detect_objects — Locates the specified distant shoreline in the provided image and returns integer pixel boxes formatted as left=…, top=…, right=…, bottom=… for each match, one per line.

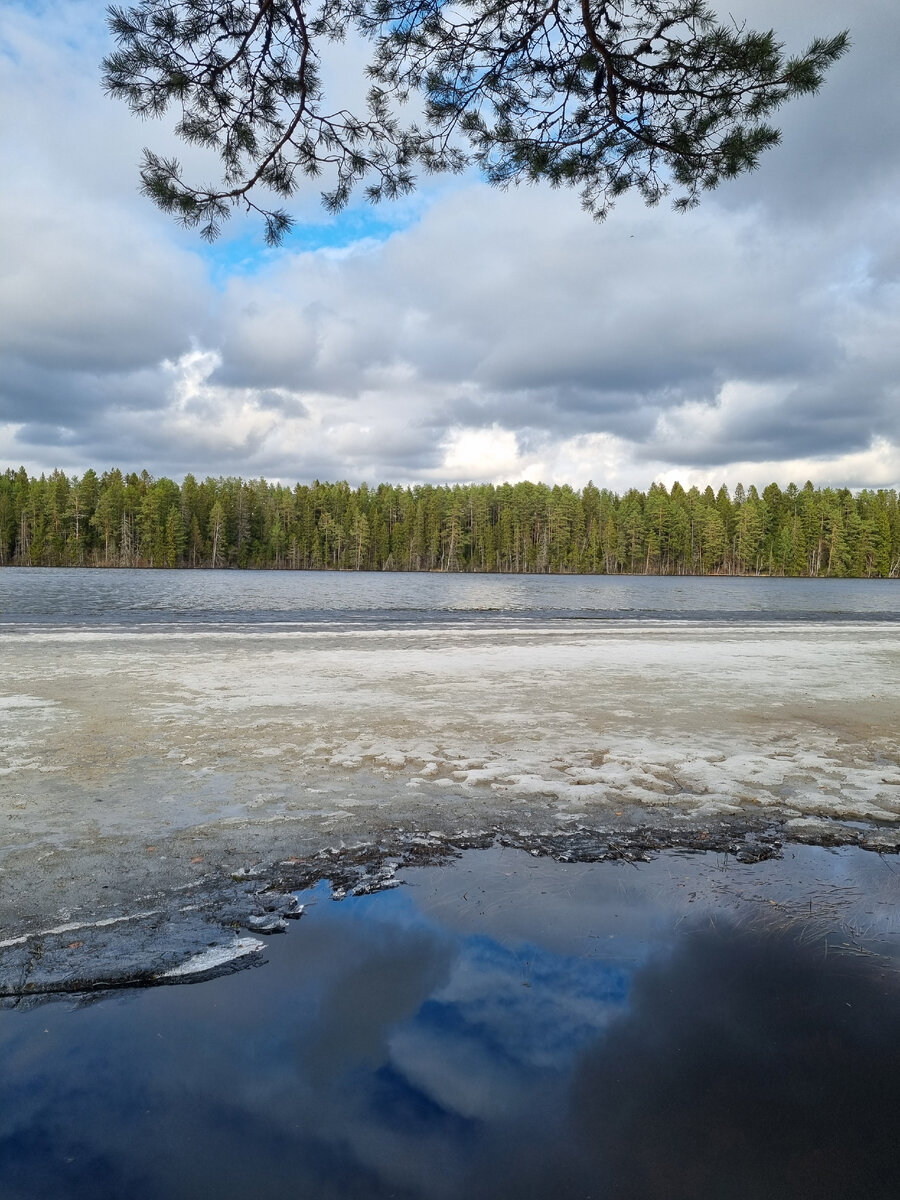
left=3, top=470, right=898, bottom=578
left=2, top=563, right=899, bottom=580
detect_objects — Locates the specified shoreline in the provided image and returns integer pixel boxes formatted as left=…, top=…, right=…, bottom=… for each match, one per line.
left=2, top=612, right=897, bottom=1000
left=2, top=816, right=897, bottom=1002
left=4, top=844, right=899, bottom=1199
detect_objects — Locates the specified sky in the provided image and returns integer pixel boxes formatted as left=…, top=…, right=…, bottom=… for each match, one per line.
left=1, top=0, right=898, bottom=494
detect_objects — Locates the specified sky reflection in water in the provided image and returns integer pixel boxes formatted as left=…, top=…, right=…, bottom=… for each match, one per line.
left=2, top=568, right=898, bottom=627
left=1, top=847, right=899, bottom=1200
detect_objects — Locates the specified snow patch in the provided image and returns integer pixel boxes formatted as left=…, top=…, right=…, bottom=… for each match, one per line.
left=160, top=937, right=264, bottom=978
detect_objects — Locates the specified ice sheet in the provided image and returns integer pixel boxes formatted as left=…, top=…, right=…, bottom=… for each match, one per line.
left=2, top=621, right=897, bottom=846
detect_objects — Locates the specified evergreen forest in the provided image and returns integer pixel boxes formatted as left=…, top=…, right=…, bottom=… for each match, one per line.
left=1, top=468, right=898, bottom=577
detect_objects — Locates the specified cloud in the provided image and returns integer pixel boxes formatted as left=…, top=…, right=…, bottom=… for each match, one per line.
left=567, top=918, right=900, bottom=1200
left=719, top=0, right=900, bottom=221
left=1, top=1, right=898, bottom=490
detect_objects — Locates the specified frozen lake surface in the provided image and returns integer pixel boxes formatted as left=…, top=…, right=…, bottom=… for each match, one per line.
left=0, top=570, right=897, bottom=988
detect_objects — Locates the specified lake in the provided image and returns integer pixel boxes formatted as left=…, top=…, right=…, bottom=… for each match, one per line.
left=2, top=567, right=898, bottom=628
left=0, top=570, right=898, bottom=1197
left=2, top=844, right=899, bottom=1199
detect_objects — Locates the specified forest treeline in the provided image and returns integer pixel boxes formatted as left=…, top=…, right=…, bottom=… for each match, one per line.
left=1, top=467, right=898, bottom=577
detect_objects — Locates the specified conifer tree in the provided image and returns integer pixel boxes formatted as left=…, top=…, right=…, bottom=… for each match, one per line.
left=102, top=1, right=848, bottom=242
left=2, top=467, right=898, bottom=576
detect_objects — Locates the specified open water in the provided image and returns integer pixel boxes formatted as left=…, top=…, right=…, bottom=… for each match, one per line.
left=1, top=567, right=897, bottom=629
left=1, top=846, right=899, bottom=1200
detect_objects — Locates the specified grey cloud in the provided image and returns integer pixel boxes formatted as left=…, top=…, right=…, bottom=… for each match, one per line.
left=437, top=387, right=672, bottom=444
left=1, top=359, right=179, bottom=425
left=637, top=369, right=900, bottom=469
left=1, top=1, right=899, bottom=489
left=254, top=390, right=310, bottom=419
left=719, top=0, right=900, bottom=221
left=0, top=190, right=209, bottom=375
left=206, top=182, right=873, bottom=457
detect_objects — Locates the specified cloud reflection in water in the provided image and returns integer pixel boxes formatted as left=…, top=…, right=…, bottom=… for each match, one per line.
left=1, top=849, right=898, bottom=1200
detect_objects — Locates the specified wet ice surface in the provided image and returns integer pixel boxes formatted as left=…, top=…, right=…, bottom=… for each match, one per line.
left=0, top=572, right=898, bottom=985
left=1, top=846, right=899, bottom=1200
left=3, top=623, right=899, bottom=839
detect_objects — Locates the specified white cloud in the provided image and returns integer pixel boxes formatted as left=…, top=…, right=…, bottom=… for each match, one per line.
left=1, top=0, right=899, bottom=492
left=440, top=427, right=528, bottom=483
left=656, top=437, right=900, bottom=495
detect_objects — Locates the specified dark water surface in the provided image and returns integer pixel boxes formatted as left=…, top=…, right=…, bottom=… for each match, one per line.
left=1, top=567, right=897, bottom=629
left=2, top=846, right=898, bottom=1200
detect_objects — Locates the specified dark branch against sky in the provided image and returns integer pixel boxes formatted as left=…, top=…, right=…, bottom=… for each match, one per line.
left=0, top=1, right=898, bottom=492
left=101, top=1, right=847, bottom=241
